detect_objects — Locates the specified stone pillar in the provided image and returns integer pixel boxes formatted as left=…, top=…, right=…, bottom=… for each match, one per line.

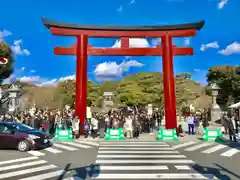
left=210, top=83, right=221, bottom=125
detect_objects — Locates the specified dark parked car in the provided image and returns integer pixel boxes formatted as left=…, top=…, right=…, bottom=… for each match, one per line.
left=0, top=122, right=53, bottom=152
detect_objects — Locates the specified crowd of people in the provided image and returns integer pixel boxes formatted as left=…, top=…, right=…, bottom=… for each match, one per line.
left=0, top=105, right=239, bottom=141
left=0, top=106, right=164, bottom=139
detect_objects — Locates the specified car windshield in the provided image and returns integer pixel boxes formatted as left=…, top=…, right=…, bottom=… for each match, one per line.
left=13, top=123, right=34, bottom=131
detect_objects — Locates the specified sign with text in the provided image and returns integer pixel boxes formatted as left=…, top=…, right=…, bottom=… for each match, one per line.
left=55, top=128, right=73, bottom=141
left=202, top=128, right=223, bottom=142
left=156, top=128, right=178, bottom=141
left=104, top=128, right=126, bottom=141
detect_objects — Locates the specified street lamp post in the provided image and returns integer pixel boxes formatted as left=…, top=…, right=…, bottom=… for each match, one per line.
left=210, top=83, right=221, bottom=125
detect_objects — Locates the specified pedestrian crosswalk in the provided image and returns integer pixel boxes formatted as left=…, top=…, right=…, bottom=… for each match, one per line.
left=172, top=141, right=240, bottom=157
left=27, top=139, right=99, bottom=157
left=0, top=156, right=65, bottom=180
left=75, top=141, right=217, bottom=180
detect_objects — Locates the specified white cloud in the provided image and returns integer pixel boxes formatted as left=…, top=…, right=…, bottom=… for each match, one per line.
left=94, top=60, right=144, bottom=79
left=11, top=39, right=30, bottom=56
left=129, top=0, right=135, bottom=4
left=30, top=69, right=36, bottom=73
left=218, top=42, right=240, bottom=55
left=37, top=75, right=76, bottom=86
left=21, top=67, right=25, bottom=71
left=37, top=74, right=76, bottom=86
left=193, top=69, right=200, bottom=72
left=151, top=38, right=161, bottom=47
left=200, top=41, right=219, bottom=51
left=218, top=0, right=228, bottom=9
left=117, top=5, right=123, bottom=12
left=0, top=30, right=12, bottom=39
left=112, top=38, right=149, bottom=48
left=3, top=74, right=76, bottom=86
left=18, top=76, right=40, bottom=83
left=59, top=75, right=76, bottom=81
left=37, top=78, right=58, bottom=87
left=184, top=38, right=191, bottom=45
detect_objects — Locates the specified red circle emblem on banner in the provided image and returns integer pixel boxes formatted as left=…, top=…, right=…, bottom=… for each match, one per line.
left=0, top=57, right=8, bottom=64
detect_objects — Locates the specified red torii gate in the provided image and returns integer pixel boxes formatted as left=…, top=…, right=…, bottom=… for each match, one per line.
left=42, top=18, right=204, bottom=133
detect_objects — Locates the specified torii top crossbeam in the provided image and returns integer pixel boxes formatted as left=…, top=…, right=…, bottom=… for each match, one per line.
left=42, top=18, right=204, bottom=130
left=42, top=18, right=204, bottom=38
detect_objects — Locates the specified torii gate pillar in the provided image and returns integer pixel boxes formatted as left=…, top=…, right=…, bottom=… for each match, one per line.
left=76, top=35, right=88, bottom=132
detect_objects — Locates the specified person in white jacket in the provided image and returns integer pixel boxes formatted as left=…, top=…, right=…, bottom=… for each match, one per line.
left=124, top=115, right=133, bottom=139
left=72, top=116, right=80, bottom=139
left=91, top=117, right=98, bottom=138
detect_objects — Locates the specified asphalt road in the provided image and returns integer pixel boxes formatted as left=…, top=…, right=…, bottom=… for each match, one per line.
left=0, top=139, right=99, bottom=180
left=167, top=140, right=240, bottom=180
left=0, top=138, right=239, bottom=180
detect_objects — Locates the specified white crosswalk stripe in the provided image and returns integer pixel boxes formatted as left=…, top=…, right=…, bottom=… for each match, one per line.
left=44, top=147, right=62, bottom=154
left=98, top=150, right=180, bottom=154
left=220, top=148, right=240, bottom=157
left=27, top=150, right=45, bottom=156
left=99, top=147, right=174, bottom=150
left=172, top=141, right=197, bottom=149
left=53, top=143, right=78, bottom=151
left=97, top=154, right=186, bottom=158
left=76, top=140, right=99, bottom=146
left=25, top=140, right=99, bottom=156
left=201, top=144, right=227, bottom=154
left=170, top=141, right=240, bottom=157
left=94, top=173, right=213, bottom=179
left=184, top=143, right=213, bottom=151
left=59, top=141, right=92, bottom=148
left=76, top=141, right=218, bottom=180
left=0, top=157, right=65, bottom=180
left=175, top=165, right=191, bottom=170
left=0, top=156, right=38, bottom=165
left=100, top=144, right=169, bottom=147
left=0, top=160, right=47, bottom=172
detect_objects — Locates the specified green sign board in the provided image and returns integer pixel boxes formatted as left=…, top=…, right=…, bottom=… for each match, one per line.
left=55, top=128, right=73, bottom=141
left=104, top=128, right=126, bottom=141
left=156, top=128, right=179, bottom=141
left=202, top=128, right=223, bottom=142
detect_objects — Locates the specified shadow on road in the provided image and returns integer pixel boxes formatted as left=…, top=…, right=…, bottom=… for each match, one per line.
left=191, top=163, right=239, bottom=180
left=57, top=163, right=100, bottom=180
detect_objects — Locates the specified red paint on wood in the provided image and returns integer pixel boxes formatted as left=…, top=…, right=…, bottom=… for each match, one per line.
left=76, top=35, right=88, bottom=135
left=161, top=35, right=177, bottom=129
left=50, top=27, right=196, bottom=38
left=120, top=37, right=129, bottom=48
left=54, top=47, right=193, bottom=56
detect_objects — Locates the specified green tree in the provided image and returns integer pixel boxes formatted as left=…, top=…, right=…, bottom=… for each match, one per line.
left=57, top=80, right=102, bottom=107
left=57, top=80, right=76, bottom=107
left=54, top=72, right=209, bottom=109
left=0, top=41, right=14, bottom=83
left=206, top=66, right=240, bottom=104
left=176, top=72, right=192, bottom=79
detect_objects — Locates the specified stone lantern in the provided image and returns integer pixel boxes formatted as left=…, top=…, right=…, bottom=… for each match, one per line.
left=102, top=92, right=114, bottom=112
left=210, top=83, right=221, bottom=124
left=7, top=84, right=22, bottom=112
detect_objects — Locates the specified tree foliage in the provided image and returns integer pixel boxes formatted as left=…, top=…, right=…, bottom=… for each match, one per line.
left=55, top=72, right=208, bottom=110
left=16, top=72, right=209, bottom=110
left=206, top=66, right=240, bottom=104
left=176, top=72, right=192, bottom=79
left=0, top=41, right=14, bottom=83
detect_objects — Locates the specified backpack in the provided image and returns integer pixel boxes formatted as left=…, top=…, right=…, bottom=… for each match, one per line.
left=84, top=123, right=89, bottom=130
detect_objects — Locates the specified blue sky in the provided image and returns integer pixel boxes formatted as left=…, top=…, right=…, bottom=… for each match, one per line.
left=0, top=0, right=239, bottom=86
